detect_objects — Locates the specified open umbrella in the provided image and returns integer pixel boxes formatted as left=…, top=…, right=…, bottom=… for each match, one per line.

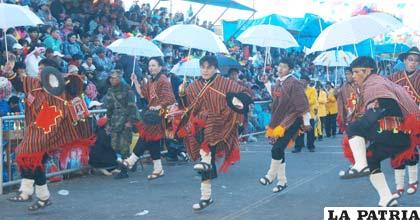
left=154, top=24, right=228, bottom=54
left=237, top=24, right=298, bottom=71
left=107, top=37, right=163, bottom=84
left=310, top=12, right=403, bottom=55
left=107, top=37, right=163, bottom=57
left=0, top=3, right=43, bottom=61
left=216, top=55, right=241, bottom=76
left=170, top=58, right=201, bottom=77
left=313, top=50, right=356, bottom=67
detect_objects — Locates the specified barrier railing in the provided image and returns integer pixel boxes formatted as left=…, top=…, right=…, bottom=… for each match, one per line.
left=0, top=100, right=272, bottom=194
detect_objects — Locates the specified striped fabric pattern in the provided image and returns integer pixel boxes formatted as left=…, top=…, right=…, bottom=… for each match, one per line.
left=138, top=73, right=176, bottom=141
left=269, top=76, right=309, bottom=130
left=184, top=75, right=250, bottom=171
left=388, top=70, right=420, bottom=104
left=16, top=76, right=93, bottom=169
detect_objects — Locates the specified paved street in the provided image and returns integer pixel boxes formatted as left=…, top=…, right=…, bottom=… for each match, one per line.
left=0, top=135, right=419, bottom=220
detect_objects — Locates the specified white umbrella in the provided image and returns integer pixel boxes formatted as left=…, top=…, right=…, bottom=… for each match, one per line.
left=154, top=24, right=229, bottom=54
left=310, top=12, right=403, bottom=55
left=312, top=50, right=356, bottom=67
left=107, top=37, right=163, bottom=84
left=237, top=24, right=298, bottom=72
left=170, top=58, right=201, bottom=77
left=237, top=24, right=299, bottom=49
left=107, top=37, right=163, bottom=57
left=0, top=3, right=43, bottom=61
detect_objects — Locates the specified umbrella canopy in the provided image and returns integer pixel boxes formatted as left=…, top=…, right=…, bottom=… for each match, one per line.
left=313, top=50, right=356, bottom=67
left=216, top=55, right=241, bottom=76
left=170, top=58, right=201, bottom=77
left=107, top=37, right=163, bottom=57
left=310, top=12, right=403, bottom=52
left=154, top=24, right=229, bottom=54
left=237, top=24, right=299, bottom=48
left=0, top=4, right=43, bottom=30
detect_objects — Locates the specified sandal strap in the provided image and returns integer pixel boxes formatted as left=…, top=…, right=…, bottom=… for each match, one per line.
left=260, top=176, right=272, bottom=185
left=385, top=198, right=398, bottom=207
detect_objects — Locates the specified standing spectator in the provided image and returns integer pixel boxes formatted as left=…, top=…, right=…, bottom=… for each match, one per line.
left=36, top=1, right=58, bottom=27
left=25, top=47, right=44, bottom=77
left=62, top=33, right=83, bottom=60
left=315, top=82, right=327, bottom=141
left=60, top=17, right=74, bottom=40
left=293, top=75, right=317, bottom=153
left=325, top=82, right=338, bottom=138
left=50, top=0, right=66, bottom=21
left=43, top=27, right=62, bottom=52
left=103, top=70, right=139, bottom=166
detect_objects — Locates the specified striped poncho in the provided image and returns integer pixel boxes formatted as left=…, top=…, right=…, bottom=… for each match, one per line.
left=12, top=76, right=94, bottom=170
left=136, top=73, right=176, bottom=141
left=180, top=74, right=251, bottom=172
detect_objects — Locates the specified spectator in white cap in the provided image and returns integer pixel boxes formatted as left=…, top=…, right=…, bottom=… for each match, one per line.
left=12, top=43, right=25, bottom=63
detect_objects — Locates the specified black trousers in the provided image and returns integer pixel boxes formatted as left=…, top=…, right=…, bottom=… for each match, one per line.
left=271, top=119, right=301, bottom=161
left=395, top=149, right=419, bottom=169
left=346, top=109, right=410, bottom=173
left=325, top=113, right=337, bottom=137
left=367, top=131, right=410, bottom=173
left=20, top=154, right=48, bottom=185
left=202, top=146, right=218, bottom=181
left=133, top=139, right=162, bottom=160
left=294, top=119, right=315, bottom=150
left=166, top=138, right=185, bottom=159
left=319, top=116, right=326, bottom=139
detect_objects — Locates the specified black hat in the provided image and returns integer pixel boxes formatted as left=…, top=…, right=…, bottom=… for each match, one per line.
left=226, top=92, right=253, bottom=114
left=350, top=56, right=377, bottom=73
left=398, top=47, right=420, bottom=61
left=40, top=66, right=65, bottom=96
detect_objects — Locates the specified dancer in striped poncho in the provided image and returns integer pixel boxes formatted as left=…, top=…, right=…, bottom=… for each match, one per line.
left=178, top=55, right=252, bottom=211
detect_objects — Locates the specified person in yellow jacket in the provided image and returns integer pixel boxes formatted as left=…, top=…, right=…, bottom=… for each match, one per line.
left=326, top=82, right=338, bottom=138
left=293, top=75, right=317, bottom=153
left=316, top=82, right=327, bottom=141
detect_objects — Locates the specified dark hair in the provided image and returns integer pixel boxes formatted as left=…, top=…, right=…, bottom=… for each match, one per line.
left=13, top=62, right=26, bottom=71
left=344, top=67, right=352, bottom=73
left=301, top=75, right=310, bottom=82
left=51, top=27, right=59, bottom=33
left=67, top=32, right=77, bottom=40
left=27, top=27, right=39, bottom=33
left=6, top=28, right=15, bottom=35
left=8, top=96, right=20, bottom=105
left=199, top=55, right=218, bottom=69
left=279, top=58, right=294, bottom=69
left=85, top=54, right=93, bottom=59
left=148, top=57, right=164, bottom=67
left=228, top=68, right=239, bottom=76
left=45, top=48, right=54, bottom=54
left=39, top=58, right=59, bottom=69
left=350, top=56, right=377, bottom=73
left=72, top=54, right=83, bottom=60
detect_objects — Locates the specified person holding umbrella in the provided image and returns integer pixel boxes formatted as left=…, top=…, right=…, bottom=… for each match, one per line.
left=118, top=57, right=176, bottom=180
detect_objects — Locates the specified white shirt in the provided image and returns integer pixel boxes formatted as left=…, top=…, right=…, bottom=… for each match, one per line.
left=25, top=53, right=42, bottom=77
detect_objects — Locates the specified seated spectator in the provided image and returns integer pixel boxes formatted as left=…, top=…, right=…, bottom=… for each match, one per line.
left=62, top=32, right=83, bottom=60
left=43, top=27, right=62, bottom=52
left=8, top=96, right=22, bottom=113
left=88, top=117, right=117, bottom=176
left=36, top=1, right=58, bottom=27
left=60, top=17, right=74, bottom=40
left=13, top=61, right=26, bottom=77
left=93, top=47, right=114, bottom=80
left=81, top=54, right=97, bottom=81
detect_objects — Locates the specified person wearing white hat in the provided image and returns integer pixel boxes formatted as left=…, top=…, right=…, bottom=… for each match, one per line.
left=25, top=47, right=45, bottom=77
